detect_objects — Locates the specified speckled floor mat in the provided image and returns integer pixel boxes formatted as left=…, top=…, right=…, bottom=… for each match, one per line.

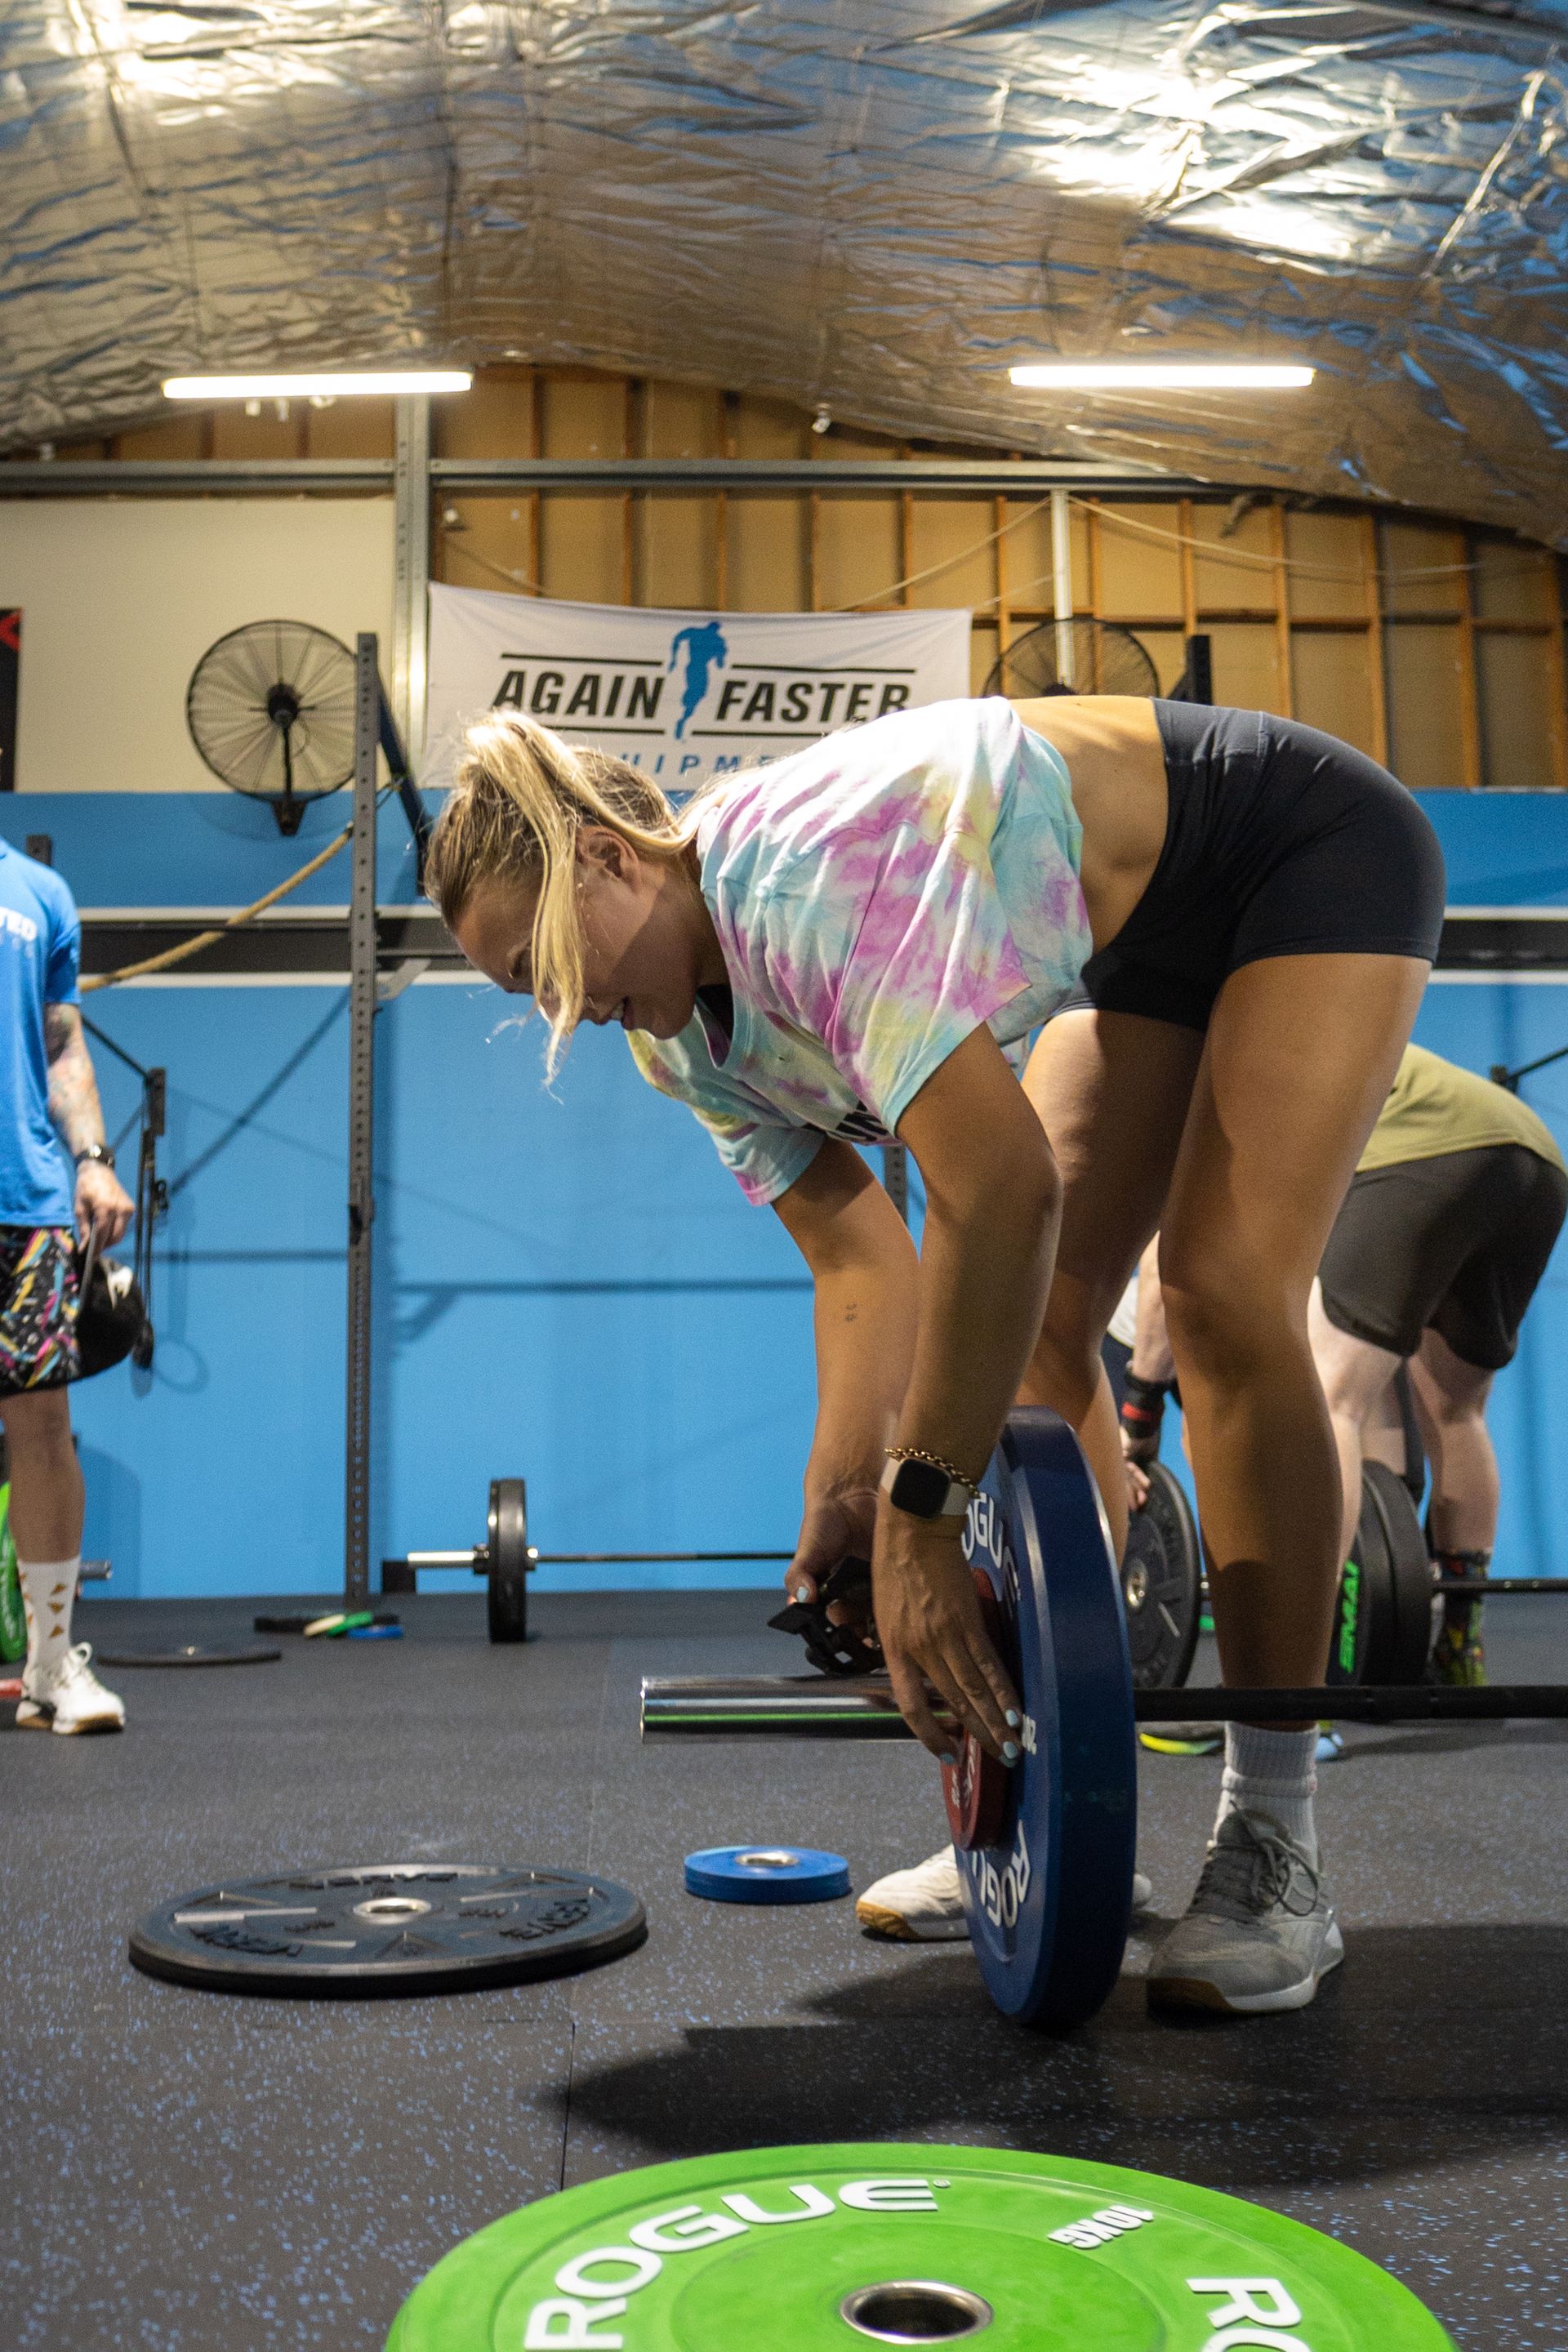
left=5, top=1589, right=1565, bottom=2350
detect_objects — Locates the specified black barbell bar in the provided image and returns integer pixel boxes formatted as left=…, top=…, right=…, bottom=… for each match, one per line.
left=639, top=1673, right=1568, bottom=1739
left=1430, top=1578, right=1568, bottom=1597
left=397, top=1545, right=793, bottom=1570
left=1192, top=1575, right=1567, bottom=1601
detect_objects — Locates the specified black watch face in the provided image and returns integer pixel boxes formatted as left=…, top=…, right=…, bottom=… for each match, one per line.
left=891, top=1458, right=949, bottom=1519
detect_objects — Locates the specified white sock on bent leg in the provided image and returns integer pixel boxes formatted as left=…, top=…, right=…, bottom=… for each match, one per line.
left=19, top=1557, right=79, bottom=1679
left=1215, top=1722, right=1319, bottom=1863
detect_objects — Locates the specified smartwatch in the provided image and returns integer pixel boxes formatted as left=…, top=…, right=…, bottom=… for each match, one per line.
left=879, top=1454, right=974, bottom=1521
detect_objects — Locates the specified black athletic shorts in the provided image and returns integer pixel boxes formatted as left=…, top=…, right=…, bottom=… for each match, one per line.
left=1318, top=1145, right=1568, bottom=1370
left=1074, top=703, right=1447, bottom=1030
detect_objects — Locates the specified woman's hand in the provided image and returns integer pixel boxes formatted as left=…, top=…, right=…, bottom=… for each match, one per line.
left=1125, top=1455, right=1151, bottom=1512
left=784, top=1486, right=878, bottom=1609
left=873, top=1503, right=1021, bottom=1764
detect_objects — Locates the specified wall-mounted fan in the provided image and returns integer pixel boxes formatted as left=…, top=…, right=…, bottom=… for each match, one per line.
left=185, top=620, right=357, bottom=835
left=986, top=617, right=1160, bottom=699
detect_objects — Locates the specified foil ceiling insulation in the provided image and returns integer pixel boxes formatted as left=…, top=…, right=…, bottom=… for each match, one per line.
left=7, top=0, right=1568, bottom=539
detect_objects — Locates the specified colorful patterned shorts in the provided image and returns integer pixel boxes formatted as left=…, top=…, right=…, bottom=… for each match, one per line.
left=0, top=1227, right=80, bottom=1396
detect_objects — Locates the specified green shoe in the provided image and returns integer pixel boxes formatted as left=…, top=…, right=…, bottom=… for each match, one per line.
left=0, top=1477, right=24, bottom=1665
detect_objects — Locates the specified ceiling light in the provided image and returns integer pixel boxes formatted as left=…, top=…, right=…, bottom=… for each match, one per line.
left=1009, top=363, right=1314, bottom=390
left=163, top=371, right=473, bottom=399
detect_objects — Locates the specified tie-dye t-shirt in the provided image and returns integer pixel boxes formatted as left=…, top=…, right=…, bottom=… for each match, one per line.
left=629, top=698, right=1092, bottom=1205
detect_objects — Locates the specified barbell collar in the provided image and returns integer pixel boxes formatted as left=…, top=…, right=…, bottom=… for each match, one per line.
left=639, top=1673, right=1568, bottom=1738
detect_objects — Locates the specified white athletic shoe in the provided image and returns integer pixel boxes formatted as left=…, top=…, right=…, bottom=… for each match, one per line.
left=858, top=1845, right=1153, bottom=1940
left=16, top=1643, right=125, bottom=1735
left=858, top=1847, right=970, bottom=1940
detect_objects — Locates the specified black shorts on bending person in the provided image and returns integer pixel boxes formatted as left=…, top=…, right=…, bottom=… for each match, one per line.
left=1318, top=1145, right=1568, bottom=1370
left=1072, top=704, right=1447, bottom=1031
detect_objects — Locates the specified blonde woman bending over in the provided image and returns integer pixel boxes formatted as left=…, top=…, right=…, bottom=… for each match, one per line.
left=430, top=694, right=1443, bottom=2017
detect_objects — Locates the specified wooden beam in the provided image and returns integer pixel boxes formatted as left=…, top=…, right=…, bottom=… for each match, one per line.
left=1363, top=512, right=1389, bottom=770
left=1456, top=530, right=1482, bottom=789
left=1271, top=501, right=1294, bottom=719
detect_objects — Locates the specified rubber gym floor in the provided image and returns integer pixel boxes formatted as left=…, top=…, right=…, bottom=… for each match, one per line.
left=6, top=1591, right=1567, bottom=2351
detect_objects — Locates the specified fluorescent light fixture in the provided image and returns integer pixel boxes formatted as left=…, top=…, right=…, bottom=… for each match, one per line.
left=1010, top=363, right=1314, bottom=390
left=163, top=371, right=473, bottom=399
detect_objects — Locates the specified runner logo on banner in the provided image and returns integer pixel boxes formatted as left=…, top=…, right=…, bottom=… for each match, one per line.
left=424, top=586, right=972, bottom=790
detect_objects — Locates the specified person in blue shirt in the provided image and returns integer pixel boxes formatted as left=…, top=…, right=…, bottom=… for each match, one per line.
left=0, top=844, right=134, bottom=1735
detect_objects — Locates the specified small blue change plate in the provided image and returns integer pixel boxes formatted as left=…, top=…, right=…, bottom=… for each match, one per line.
left=684, top=1845, right=850, bottom=1904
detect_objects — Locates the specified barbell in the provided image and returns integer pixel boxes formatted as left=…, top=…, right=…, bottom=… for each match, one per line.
left=383, top=1478, right=794, bottom=1645
left=1123, top=1448, right=1565, bottom=1694
left=640, top=1409, right=1568, bottom=2034
left=386, top=1455, right=1564, bottom=1659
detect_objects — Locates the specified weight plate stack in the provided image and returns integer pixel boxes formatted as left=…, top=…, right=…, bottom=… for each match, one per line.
left=487, top=1478, right=530, bottom=1645
left=1363, top=1460, right=1437, bottom=1686
left=1329, top=1463, right=1436, bottom=1687
left=952, top=1410, right=1137, bottom=2029
left=385, top=2142, right=1456, bottom=2351
left=1328, top=1484, right=1379, bottom=1686
left=942, top=1570, right=1012, bottom=1851
left=128, top=1864, right=645, bottom=1998
left=1119, top=1461, right=1202, bottom=1691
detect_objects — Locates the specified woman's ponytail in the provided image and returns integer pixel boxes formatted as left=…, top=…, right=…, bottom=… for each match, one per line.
left=426, top=711, right=691, bottom=1069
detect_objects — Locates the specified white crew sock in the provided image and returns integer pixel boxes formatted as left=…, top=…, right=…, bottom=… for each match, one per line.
left=19, top=1556, right=79, bottom=1680
left=1215, top=1722, right=1319, bottom=1863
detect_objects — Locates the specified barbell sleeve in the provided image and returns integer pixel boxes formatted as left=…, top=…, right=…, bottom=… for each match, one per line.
left=404, top=1547, right=794, bottom=1570
left=642, top=1677, right=912, bottom=1739
left=639, top=1674, right=1568, bottom=1738
left=528, top=1549, right=793, bottom=1566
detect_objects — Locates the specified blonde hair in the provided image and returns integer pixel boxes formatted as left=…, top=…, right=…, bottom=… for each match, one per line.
left=426, top=711, right=700, bottom=1069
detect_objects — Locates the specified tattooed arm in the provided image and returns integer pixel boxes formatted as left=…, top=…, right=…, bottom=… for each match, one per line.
left=44, top=1004, right=134, bottom=1247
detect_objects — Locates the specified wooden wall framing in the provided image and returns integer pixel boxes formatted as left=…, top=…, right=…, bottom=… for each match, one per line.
left=41, top=364, right=1568, bottom=791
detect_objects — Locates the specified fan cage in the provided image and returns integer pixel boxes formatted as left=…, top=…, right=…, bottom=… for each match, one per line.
left=185, top=620, right=358, bottom=835
left=984, top=617, right=1160, bottom=701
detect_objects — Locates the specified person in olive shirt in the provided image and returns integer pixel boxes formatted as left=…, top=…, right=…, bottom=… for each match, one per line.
left=1310, top=1044, right=1565, bottom=1682
left=1124, top=1045, right=1566, bottom=1686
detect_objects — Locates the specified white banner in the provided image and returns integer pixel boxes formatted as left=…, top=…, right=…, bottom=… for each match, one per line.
left=424, top=585, right=972, bottom=790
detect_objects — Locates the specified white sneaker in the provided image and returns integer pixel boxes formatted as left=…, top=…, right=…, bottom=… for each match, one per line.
left=16, top=1643, right=125, bottom=1735
left=858, top=1846, right=971, bottom=1940
left=858, top=1846, right=1152, bottom=1940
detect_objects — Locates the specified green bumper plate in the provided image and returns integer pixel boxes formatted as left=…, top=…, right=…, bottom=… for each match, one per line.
left=386, top=2142, right=1454, bottom=2350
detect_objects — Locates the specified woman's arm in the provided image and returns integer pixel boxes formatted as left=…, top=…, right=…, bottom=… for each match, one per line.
left=773, top=1139, right=920, bottom=1592
left=880, top=1025, right=1061, bottom=1760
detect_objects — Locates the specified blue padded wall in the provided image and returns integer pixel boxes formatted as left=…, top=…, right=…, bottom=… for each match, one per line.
left=62, top=980, right=817, bottom=1600
left=0, top=787, right=1562, bottom=1597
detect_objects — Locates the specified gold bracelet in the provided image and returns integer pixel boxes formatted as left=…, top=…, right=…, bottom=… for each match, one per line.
left=884, top=1445, right=982, bottom=1499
